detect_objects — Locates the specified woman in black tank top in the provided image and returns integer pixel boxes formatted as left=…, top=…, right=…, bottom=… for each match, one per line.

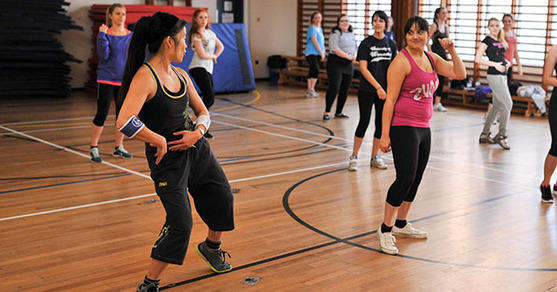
left=115, top=12, right=235, bottom=292
left=428, top=6, right=450, bottom=112
left=540, top=45, right=557, bottom=203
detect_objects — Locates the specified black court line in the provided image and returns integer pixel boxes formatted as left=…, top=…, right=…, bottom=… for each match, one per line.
left=282, top=168, right=557, bottom=272
left=0, top=173, right=131, bottom=195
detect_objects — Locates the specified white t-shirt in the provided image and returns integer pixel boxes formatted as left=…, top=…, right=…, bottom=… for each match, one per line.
left=189, top=29, right=217, bottom=74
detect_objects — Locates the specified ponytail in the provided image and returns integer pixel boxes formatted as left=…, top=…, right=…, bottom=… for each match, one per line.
left=118, top=12, right=187, bottom=107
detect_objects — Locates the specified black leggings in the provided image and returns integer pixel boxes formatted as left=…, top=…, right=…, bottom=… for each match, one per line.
left=325, top=54, right=353, bottom=114
left=355, top=90, right=384, bottom=139
left=386, top=126, right=431, bottom=207
left=146, top=138, right=234, bottom=265
left=93, top=83, right=121, bottom=127
left=548, top=92, right=557, bottom=156
left=306, top=55, right=321, bottom=79
left=189, top=67, right=215, bottom=109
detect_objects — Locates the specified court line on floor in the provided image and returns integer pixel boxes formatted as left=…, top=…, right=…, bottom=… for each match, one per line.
left=214, top=113, right=542, bottom=182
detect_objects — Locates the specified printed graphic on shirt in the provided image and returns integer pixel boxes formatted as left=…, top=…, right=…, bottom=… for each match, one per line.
left=409, top=79, right=439, bottom=101
left=369, top=47, right=393, bottom=63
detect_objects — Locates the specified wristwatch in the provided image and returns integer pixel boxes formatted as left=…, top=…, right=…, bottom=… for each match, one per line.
left=196, top=126, right=205, bottom=136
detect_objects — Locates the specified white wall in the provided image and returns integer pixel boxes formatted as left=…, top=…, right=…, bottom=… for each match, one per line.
left=248, top=0, right=297, bottom=79
left=59, top=0, right=217, bottom=88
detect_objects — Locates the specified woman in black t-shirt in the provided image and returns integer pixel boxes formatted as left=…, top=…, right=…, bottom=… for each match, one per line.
left=475, top=17, right=512, bottom=150
left=348, top=10, right=397, bottom=171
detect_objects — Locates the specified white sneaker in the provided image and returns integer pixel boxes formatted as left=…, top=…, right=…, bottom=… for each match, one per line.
left=312, top=91, right=320, bottom=98
left=305, top=90, right=314, bottom=98
left=434, top=103, right=448, bottom=112
left=392, top=223, right=428, bottom=239
left=377, top=227, right=398, bottom=255
left=348, top=155, right=357, bottom=171
left=370, top=154, right=387, bottom=169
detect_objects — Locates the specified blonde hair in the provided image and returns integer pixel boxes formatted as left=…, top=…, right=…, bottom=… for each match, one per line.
left=106, top=3, right=125, bottom=27
left=488, top=18, right=507, bottom=49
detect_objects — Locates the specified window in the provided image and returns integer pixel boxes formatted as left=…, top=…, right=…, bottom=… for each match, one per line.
left=345, top=0, right=391, bottom=43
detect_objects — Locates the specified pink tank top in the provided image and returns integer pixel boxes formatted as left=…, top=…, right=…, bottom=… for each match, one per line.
left=504, top=32, right=517, bottom=66
left=391, top=49, right=439, bottom=128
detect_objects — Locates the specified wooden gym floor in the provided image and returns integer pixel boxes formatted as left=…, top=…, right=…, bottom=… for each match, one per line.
left=0, top=81, right=556, bottom=291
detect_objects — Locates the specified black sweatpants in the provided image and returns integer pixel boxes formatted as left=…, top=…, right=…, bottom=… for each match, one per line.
left=354, top=90, right=384, bottom=139
left=93, top=83, right=121, bottom=126
left=189, top=67, right=215, bottom=109
left=146, top=137, right=234, bottom=265
left=325, top=54, right=353, bottom=114
left=306, top=54, right=321, bottom=79
left=386, top=126, right=431, bottom=207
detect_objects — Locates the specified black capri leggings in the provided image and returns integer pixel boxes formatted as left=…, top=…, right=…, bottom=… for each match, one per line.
left=354, top=90, right=384, bottom=139
left=386, top=126, right=431, bottom=207
left=325, top=54, right=353, bottom=114
left=93, top=83, right=121, bottom=127
left=306, top=54, right=321, bottom=79
left=189, top=67, right=215, bottom=109
left=146, top=138, right=234, bottom=265
left=548, top=92, right=557, bottom=156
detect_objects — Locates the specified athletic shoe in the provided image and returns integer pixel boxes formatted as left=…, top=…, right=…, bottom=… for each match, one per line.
left=312, top=91, right=320, bottom=98
left=434, top=103, right=448, bottom=112
left=137, top=282, right=159, bottom=292
left=323, top=114, right=331, bottom=121
left=479, top=133, right=494, bottom=144
left=392, top=223, right=428, bottom=239
left=348, top=155, right=357, bottom=171
left=90, top=147, right=102, bottom=163
left=553, top=185, right=557, bottom=197
left=377, top=227, right=398, bottom=255
left=113, top=145, right=132, bottom=158
left=196, top=241, right=232, bottom=273
left=305, top=90, right=314, bottom=98
left=370, top=154, right=387, bottom=169
left=334, top=113, right=349, bottom=119
left=541, top=184, right=554, bottom=204
left=493, top=135, right=510, bottom=150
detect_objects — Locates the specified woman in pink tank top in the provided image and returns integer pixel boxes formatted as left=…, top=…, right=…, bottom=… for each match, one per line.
left=375, top=16, right=466, bottom=255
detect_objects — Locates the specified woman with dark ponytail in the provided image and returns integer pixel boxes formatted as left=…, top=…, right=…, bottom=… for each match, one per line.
left=116, top=12, right=234, bottom=292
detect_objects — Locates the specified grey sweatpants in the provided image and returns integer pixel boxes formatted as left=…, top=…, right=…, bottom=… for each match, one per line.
left=483, top=74, right=513, bottom=137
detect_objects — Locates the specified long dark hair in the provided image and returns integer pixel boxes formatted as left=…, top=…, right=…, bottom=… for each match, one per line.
left=188, top=8, right=211, bottom=47
left=331, top=14, right=353, bottom=35
left=118, top=12, right=187, bottom=106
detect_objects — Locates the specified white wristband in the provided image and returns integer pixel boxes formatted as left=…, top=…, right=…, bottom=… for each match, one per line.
left=196, top=114, right=210, bottom=131
left=196, top=126, right=205, bottom=135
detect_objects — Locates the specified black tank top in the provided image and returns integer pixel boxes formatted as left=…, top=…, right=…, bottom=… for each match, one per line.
left=139, top=63, right=195, bottom=143
left=431, top=21, right=448, bottom=60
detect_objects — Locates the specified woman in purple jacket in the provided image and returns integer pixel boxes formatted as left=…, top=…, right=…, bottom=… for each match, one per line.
left=90, top=3, right=133, bottom=162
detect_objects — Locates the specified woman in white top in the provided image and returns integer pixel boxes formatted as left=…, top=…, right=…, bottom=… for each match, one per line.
left=188, top=8, right=224, bottom=138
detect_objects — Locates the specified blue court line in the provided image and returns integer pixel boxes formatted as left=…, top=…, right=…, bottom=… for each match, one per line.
left=0, top=173, right=131, bottom=195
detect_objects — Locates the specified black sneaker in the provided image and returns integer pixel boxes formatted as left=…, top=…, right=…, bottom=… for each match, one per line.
left=196, top=241, right=232, bottom=273
left=541, top=184, right=553, bottom=204
left=479, top=133, right=494, bottom=144
left=137, top=282, right=159, bottom=292
left=323, top=114, right=330, bottom=120
left=334, top=113, right=349, bottom=119
left=493, top=135, right=510, bottom=150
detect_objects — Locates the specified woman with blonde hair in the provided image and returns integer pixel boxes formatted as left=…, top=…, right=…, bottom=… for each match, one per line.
left=90, top=3, right=133, bottom=162
left=188, top=8, right=224, bottom=138
left=475, top=17, right=512, bottom=150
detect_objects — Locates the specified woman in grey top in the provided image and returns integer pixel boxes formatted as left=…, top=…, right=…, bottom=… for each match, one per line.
left=323, top=14, right=357, bottom=120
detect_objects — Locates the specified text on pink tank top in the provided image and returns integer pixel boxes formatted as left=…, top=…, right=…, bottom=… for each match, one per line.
left=391, top=49, right=439, bottom=128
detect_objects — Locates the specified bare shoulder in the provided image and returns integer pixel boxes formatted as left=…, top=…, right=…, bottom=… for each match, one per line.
left=391, top=52, right=411, bottom=74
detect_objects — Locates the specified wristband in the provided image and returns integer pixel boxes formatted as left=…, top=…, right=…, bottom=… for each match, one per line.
left=196, top=126, right=205, bottom=136
left=119, top=115, right=145, bottom=138
left=196, top=114, right=211, bottom=132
